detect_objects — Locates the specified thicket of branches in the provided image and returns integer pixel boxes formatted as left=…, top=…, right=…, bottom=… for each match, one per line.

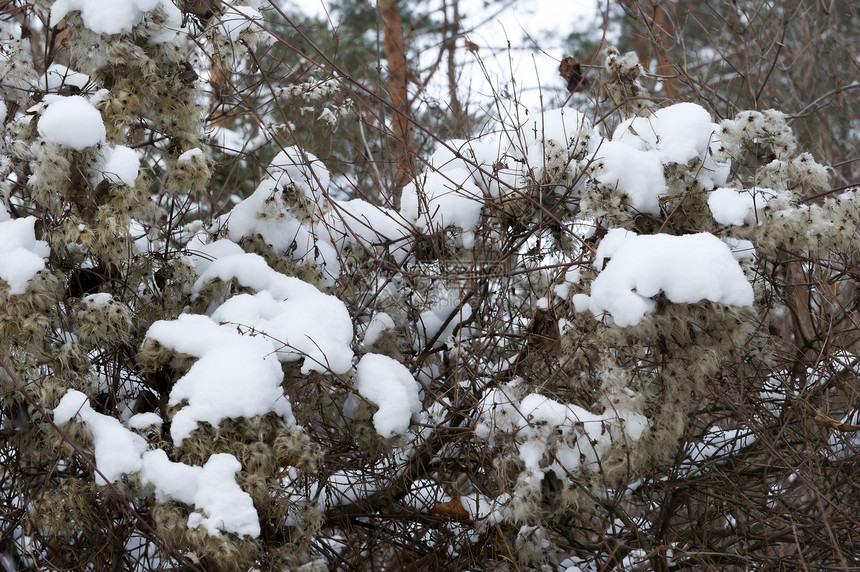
left=0, top=0, right=858, bottom=570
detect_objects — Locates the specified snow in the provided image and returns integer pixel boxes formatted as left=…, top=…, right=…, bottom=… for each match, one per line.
left=324, top=199, right=412, bottom=261
left=590, top=140, right=667, bottom=214
left=528, top=107, right=591, bottom=148
left=362, top=312, right=395, bottom=347
left=352, top=353, right=422, bottom=438
left=708, top=187, right=755, bottom=226
left=140, top=449, right=201, bottom=503
left=83, top=292, right=112, bottom=305
left=613, top=103, right=715, bottom=165
left=53, top=390, right=149, bottom=485
left=141, top=450, right=260, bottom=538
left=0, top=216, right=51, bottom=294
left=577, top=229, right=754, bottom=327
left=400, top=168, right=484, bottom=249
left=127, top=412, right=161, bottom=430
left=682, top=425, right=755, bottom=475
left=708, top=186, right=787, bottom=226
left=184, top=454, right=260, bottom=537
left=222, top=147, right=340, bottom=283
left=38, top=95, right=105, bottom=150
left=49, top=0, right=183, bottom=36
left=145, top=245, right=355, bottom=442
left=398, top=109, right=591, bottom=246
left=513, top=393, right=647, bottom=476
left=220, top=3, right=264, bottom=41
left=102, top=145, right=140, bottom=187
left=40, top=64, right=89, bottom=92
left=192, top=251, right=354, bottom=374
left=402, top=479, right=447, bottom=511
left=590, top=103, right=727, bottom=213
left=267, top=146, right=331, bottom=197
left=475, top=386, right=648, bottom=483
left=187, top=237, right=244, bottom=276
left=460, top=492, right=511, bottom=528
left=51, top=379, right=271, bottom=539
left=144, top=313, right=295, bottom=445
left=416, top=291, right=473, bottom=350
left=177, top=148, right=203, bottom=162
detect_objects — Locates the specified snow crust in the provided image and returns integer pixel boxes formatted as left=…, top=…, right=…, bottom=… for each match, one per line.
left=0, top=216, right=50, bottom=294
left=577, top=229, right=754, bottom=326
left=38, top=96, right=105, bottom=150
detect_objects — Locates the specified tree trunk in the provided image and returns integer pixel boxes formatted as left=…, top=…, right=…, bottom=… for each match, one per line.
left=377, top=0, right=413, bottom=208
